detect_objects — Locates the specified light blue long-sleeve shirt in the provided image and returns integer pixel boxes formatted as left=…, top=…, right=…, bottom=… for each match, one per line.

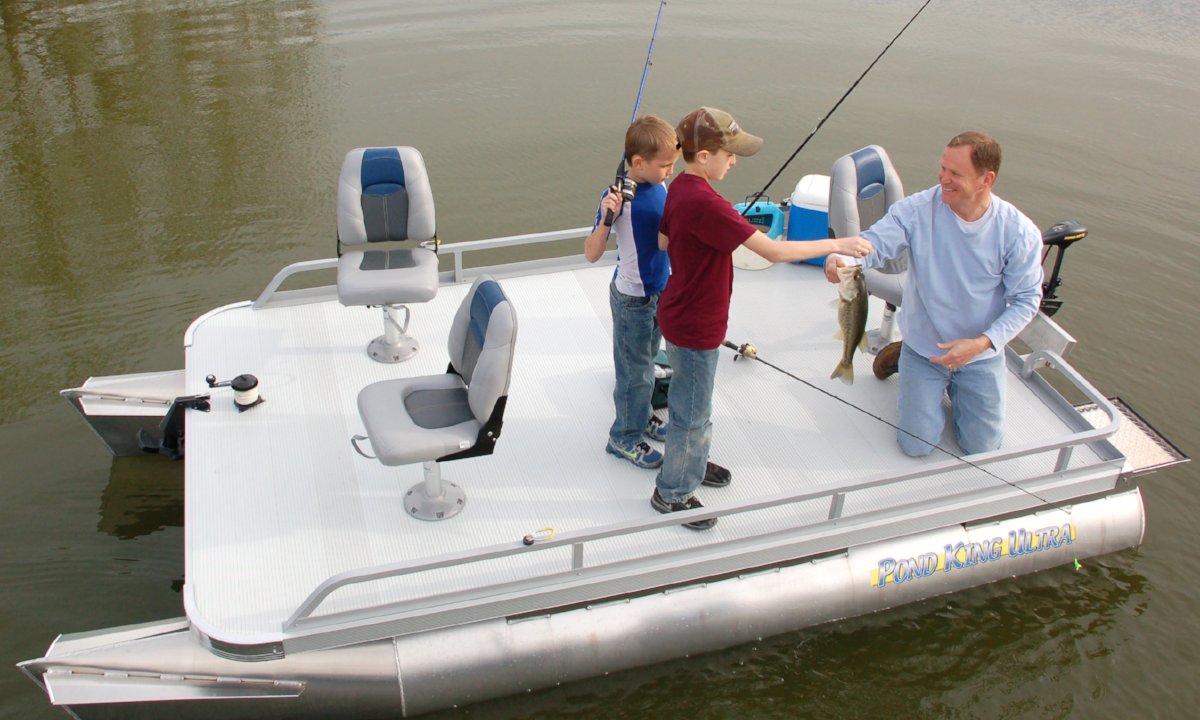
left=861, top=186, right=1044, bottom=362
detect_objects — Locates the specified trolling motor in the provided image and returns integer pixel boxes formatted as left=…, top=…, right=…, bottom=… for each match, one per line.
left=1040, top=220, right=1087, bottom=316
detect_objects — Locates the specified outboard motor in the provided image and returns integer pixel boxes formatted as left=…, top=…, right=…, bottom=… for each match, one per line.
left=1040, top=220, right=1087, bottom=316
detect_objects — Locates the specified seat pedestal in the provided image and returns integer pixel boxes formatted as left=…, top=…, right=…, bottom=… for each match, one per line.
left=369, top=305, right=419, bottom=363
left=867, top=304, right=901, bottom=354
left=405, top=461, right=466, bottom=521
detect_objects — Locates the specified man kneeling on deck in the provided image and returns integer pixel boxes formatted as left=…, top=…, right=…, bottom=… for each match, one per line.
left=825, top=131, right=1043, bottom=457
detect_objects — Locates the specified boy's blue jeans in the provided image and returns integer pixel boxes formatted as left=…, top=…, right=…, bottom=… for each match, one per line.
left=897, top=343, right=1005, bottom=457
left=608, top=281, right=662, bottom=450
left=655, top=341, right=719, bottom=502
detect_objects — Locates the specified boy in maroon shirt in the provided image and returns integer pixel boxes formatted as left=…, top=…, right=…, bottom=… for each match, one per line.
left=653, top=107, right=871, bottom=529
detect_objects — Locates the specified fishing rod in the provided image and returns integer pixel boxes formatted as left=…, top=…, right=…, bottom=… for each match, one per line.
left=740, top=0, right=934, bottom=216
left=603, top=0, right=668, bottom=227
left=719, top=339, right=1076, bottom=517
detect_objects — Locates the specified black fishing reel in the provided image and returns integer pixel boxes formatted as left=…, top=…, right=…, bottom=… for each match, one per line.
left=603, top=177, right=637, bottom=227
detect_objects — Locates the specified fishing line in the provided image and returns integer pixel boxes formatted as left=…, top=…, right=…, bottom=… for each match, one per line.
left=740, top=0, right=934, bottom=216
left=720, top=340, right=1076, bottom=517
left=603, top=0, right=669, bottom=226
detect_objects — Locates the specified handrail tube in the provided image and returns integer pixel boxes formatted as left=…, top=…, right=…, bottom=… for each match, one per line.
left=252, top=229, right=593, bottom=307
left=253, top=258, right=338, bottom=309
left=424, top=226, right=592, bottom=255
left=431, top=227, right=591, bottom=282
left=284, top=460, right=1118, bottom=636
left=286, top=415, right=1122, bottom=630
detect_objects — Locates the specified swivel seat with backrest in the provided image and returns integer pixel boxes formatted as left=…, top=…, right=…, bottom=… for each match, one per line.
left=354, top=274, right=517, bottom=521
left=337, top=146, right=440, bottom=363
left=828, top=144, right=906, bottom=354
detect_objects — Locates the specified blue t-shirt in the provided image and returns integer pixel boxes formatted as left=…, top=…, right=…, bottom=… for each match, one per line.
left=861, top=186, right=1044, bottom=362
left=593, top=181, right=670, bottom=297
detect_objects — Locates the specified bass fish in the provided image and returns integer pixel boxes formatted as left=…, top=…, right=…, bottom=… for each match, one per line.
left=830, top=265, right=868, bottom=385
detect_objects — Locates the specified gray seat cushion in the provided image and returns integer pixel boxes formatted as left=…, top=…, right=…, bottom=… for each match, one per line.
left=337, top=246, right=439, bottom=306
left=358, top=373, right=481, bottom=466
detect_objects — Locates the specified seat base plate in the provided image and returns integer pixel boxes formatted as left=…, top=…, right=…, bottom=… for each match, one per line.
left=368, top=335, right=419, bottom=363
left=405, top=479, right=466, bottom=521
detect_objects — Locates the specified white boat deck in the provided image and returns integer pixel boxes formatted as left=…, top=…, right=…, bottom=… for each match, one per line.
left=181, top=247, right=1124, bottom=652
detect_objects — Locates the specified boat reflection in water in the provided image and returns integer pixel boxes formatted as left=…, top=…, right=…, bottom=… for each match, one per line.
left=98, top=457, right=184, bottom=542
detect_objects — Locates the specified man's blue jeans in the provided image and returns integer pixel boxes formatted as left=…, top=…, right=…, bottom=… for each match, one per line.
left=897, top=343, right=1005, bottom=457
left=655, top=341, right=719, bottom=502
left=608, top=281, right=662, bottom=450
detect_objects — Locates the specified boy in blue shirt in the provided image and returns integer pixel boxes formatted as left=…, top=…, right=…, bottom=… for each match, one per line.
left=584, top=115, right=679, bottom=468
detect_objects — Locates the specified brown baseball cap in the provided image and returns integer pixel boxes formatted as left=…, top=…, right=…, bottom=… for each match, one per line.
left=676, top=107, right=763, bottom=156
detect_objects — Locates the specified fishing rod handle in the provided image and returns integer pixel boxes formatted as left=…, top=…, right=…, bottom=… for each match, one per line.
left=602, top=179, right=637, bottom=227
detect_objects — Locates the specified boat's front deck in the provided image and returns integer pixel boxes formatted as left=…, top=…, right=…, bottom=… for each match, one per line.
left=182, top=249, right=1122, bottom=651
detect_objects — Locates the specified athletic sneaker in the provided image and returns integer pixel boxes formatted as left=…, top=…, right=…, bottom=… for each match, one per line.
left=650, top=489, right=717, bottom=530
left=702, top=461, right=732, bottom=488
left=644, top=416, right=667, bottom=442
left=606, top=440, right=663, bottom=469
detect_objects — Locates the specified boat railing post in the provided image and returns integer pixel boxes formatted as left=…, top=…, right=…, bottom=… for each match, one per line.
left=1054, top=446, right=1074, bottom=473
left=1020, top=349, right=1122, bottom=435
left=571, top=543, right=584, bottom=571
left=828, top=493, right=846, bottom=520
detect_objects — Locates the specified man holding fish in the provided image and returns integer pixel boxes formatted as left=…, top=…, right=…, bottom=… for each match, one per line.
left=825, top=131, right=1043, bottom=457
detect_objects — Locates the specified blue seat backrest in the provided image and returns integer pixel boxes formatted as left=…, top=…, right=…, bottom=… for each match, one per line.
left=359, top=148, right=411, bottom=242
left=851, top=146, right=886, bottom=204
left=337, top=146, right=436, bottom=246
left=447, top=276, right=518, bottom=423
left=829, top=144, right=904, bottom=237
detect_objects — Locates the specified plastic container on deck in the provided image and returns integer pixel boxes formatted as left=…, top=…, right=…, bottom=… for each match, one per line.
left=787, top=174, right=831, bottom=265
left=732, top=199, right=785, bottom=239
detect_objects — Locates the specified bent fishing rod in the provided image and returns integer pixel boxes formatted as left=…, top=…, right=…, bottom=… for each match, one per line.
left=741, top=0, right=934, bottom=215
left=603, top=0, right=668, bottom=227
left=719, top=339, right=1076, bottom=517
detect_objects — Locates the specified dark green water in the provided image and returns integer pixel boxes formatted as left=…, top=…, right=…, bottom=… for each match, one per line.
left=2, top=1, right=1198, bottom=718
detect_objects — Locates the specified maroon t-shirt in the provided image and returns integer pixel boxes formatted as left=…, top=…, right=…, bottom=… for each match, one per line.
left=658, top=173, right=757, bottom=350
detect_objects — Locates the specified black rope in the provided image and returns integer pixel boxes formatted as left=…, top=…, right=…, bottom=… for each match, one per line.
left=741, top=0, right=935, bottom=216
left=720, top=341, right=1074, bottom=515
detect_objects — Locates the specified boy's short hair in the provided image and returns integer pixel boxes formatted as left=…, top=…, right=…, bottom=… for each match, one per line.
left=625, top=114, right=677, bottom=161
left=675, top=107, right=763, bottom=161
left=948, top=130, right=1001, bottom=176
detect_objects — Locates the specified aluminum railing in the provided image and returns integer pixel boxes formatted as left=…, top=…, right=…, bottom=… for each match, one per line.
left=251, top=227, right=595, bottom=309
left=281, top=353, right=1120, bottom=642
